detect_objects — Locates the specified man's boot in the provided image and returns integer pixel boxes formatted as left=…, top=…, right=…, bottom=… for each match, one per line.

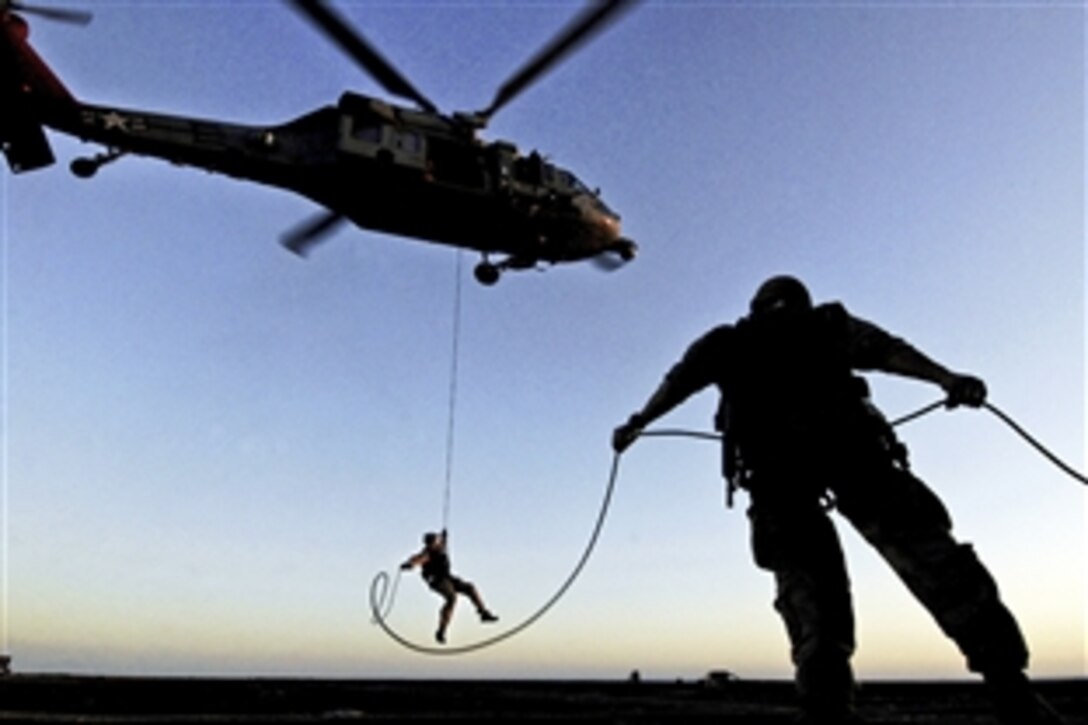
left=983, top=670, right=1065, bottom=725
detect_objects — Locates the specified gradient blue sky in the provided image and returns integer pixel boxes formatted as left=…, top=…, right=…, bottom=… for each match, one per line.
left=1, top=1, right=1084, bottom=680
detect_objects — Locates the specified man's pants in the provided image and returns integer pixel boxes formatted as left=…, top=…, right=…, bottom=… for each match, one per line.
left=747, top=463, right=1029, bottom=713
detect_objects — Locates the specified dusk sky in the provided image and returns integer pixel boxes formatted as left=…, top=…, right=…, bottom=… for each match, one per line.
left=2, top=1, right=1084, bottom=680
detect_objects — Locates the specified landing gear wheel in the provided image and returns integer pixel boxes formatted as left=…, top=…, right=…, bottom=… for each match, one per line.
left=474, top=262, right=500, bottom=286
left=70, top=158, right=99, bottom=179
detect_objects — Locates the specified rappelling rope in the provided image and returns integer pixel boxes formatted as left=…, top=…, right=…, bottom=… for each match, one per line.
left=370, top=567, right=402, bottom=625
left=370, top=255, right=462, bottom=626
left=639, top=400, right=941, bottom=440
left=981, top=402, right=1086, bottom=485
left=889, top=399, right=945, bottom=427
left=370, top=396, right=1084, bottom=654
left=641, top=398, right=1086, bottom=485
left=441, top=251, right=464, bottom=531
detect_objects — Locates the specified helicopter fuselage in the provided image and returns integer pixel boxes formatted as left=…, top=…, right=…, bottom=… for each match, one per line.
left=44, top=93, right=625, bottom=264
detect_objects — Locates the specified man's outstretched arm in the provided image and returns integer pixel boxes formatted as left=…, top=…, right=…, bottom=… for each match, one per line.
left=613, top=327, right=728, bottom=453
left=849, top=314, right=987, bottom=408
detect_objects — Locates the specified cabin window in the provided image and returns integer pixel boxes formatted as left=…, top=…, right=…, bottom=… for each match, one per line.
left=352, top=122, right=382, bottom=144
left=396, top=131, right=423, bottom=154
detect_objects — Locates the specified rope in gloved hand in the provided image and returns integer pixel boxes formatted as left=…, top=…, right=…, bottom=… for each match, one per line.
left=642, top=398, right=1086, bottom=485
left=369, top=397, right=1084, bottom=655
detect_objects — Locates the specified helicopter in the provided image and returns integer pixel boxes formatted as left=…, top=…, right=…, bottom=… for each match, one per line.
left=0, top=0, right=638, bottom=285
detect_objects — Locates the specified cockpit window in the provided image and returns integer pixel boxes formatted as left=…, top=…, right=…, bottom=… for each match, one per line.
left=592, top=194, right=618, bottom=218
left=557, top=169, right=591, bottom=194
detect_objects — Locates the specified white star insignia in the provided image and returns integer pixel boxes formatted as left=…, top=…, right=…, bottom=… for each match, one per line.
left=101, top=111, right=129, bottom=132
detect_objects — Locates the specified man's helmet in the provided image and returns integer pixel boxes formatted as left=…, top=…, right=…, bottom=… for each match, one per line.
left=749, top=275, right=812, bottom=317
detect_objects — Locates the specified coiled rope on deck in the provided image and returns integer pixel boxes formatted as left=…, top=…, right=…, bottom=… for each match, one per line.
left=369, top=397, right=1084, bottom=654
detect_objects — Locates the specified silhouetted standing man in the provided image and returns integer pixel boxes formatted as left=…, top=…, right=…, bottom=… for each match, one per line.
left=613, top=276, right=1062, bottom=725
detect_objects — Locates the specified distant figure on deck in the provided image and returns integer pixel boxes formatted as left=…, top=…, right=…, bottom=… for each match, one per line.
left=401, top=529, right=498, bottom=644
left=612, top=276, right=1064, bottom=725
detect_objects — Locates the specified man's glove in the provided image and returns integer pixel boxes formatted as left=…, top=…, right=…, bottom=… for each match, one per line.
left=612, top=413, right=646, bottom=453
left=943, top=374, right=987, bottom=408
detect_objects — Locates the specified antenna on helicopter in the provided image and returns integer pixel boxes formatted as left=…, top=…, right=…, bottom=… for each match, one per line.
left=2, top=0, right=92, bottom=25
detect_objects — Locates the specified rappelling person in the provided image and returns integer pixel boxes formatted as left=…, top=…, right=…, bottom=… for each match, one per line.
left=612, top=275, right=1064, bottom=725
left=401, top=529, right=498, bottom=644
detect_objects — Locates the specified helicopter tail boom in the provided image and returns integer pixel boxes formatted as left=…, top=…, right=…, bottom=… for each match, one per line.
left=0, top=10, right=76, bottom=172
left=0, top=108, right=52, bottom=172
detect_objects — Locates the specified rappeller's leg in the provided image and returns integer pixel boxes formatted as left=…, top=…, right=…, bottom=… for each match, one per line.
left=836, top=464, right=1063, bottom=724
left=748, top=496, right=859, bottom=723
left=431, top=580, right=457, bottom=644
left=453, top=577, right=498, bottom=623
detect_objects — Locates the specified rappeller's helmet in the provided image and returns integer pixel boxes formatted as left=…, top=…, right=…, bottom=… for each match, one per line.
left=749, top=275, right=812, bottom=317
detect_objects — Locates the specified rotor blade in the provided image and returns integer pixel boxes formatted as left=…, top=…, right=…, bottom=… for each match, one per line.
left=288, top=0, right=437, bottom=114
left=10, top=2, right=93, bottom=25
left=479, top=0, right=637, bottom=122
left=281, top=211, right=345, bottom=257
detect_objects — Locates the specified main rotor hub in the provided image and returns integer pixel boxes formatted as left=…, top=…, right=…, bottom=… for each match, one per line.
left=452, top=112, right=488, bottom=133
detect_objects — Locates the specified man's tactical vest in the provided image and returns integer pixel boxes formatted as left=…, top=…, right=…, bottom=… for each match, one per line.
left=422, top=549, right=452, bottom=584
left=717, top=303, right=873, bottom=480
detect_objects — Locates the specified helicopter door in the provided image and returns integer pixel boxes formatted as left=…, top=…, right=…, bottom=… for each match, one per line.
left=389, top=129, right=425, bottom=169
left=339, top=113, right=382, bottom=156
left=427, top=138, right=486, bottom=191
left=339, top=115, right=426, bottom=171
